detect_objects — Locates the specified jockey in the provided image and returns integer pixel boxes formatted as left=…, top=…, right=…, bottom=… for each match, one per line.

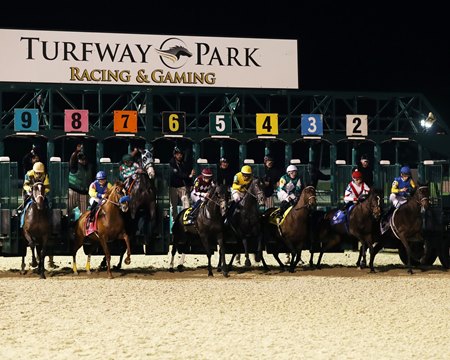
left=186, top=168, right=215, bottom=224
left=343, top=169, right=370, bottom=208
left=23, top=162, right=50, bottom=204
left=88, top=171, right=112, bottom=222
left=389, top=166, right=416, bottom=208
left=231, top=165, right=253, bottom=202
left=225, top=165, right=253, bottom=223
left=277, top=164, right=302, bottom=215
left=119, top=153, right=142, bottom=189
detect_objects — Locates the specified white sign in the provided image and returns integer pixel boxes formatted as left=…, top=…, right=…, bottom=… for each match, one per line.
left=346, top=114, right=368, bottom=137
left=0, top=29, right=299, bottom=89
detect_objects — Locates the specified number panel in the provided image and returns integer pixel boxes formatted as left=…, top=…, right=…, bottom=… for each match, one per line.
left=14, top=109, right=39, bottom=131
left=301, top=114, right=323, bottom=136
left=114, top=110, right=138, bottom=133
left=162, top=111, right=186, bottom=135
left=256, top=113, right=278, bottom=135
left=209, top=112, right=232, bottom=135
left=64, top=109, right=89, bottom=132
left=346, top=114, right=368, bottom=136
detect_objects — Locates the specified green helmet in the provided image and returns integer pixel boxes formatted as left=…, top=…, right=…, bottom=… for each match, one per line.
left=122, top=154, right=133, bottom=162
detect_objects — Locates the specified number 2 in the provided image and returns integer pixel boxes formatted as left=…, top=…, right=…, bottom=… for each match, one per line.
left=352, top=117, right=362, bottom=134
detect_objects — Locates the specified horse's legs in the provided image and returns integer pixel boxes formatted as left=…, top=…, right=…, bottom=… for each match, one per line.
left=227, top=253, right=236, bottom=269
left=98, top=236, right=113, bottom=278
left=272, top=252, right=286, bottom=271
left=369, top=241, right=384, bottom=272
left=218, top=235, right=228, bottom=277
left=242, top=238, right=251, bottom=267
left=36, top=244, right=46, bottom=279
left=178, top=253, right=186, bottom=269
left=401, top=238, right=414, bottom=274
left=122, top=233, right=131, bottom=266
left=169, top=242, right=177, bottom=272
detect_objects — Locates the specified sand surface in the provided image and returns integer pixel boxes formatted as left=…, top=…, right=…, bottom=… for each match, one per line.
left=0, top=250, right=449, bottom=360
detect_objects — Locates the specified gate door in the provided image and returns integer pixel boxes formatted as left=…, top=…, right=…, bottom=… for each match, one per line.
left=379, top=163, right=400, bottom=209
left=48, top=158, right=70, bottom=254
left=0, top=159, right=21, bottom=255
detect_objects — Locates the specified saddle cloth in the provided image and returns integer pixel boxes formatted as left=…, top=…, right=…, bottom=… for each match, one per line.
left=330, top=204, right=355, bottom=226
left=182, top=207, right=194, bottom=226
left=85, top=209, right=101, bottom=236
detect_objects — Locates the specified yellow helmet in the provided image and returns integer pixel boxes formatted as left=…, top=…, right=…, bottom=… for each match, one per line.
left=33, top=162, right=45, bottom=173
left=241, top=165, right=252, bottom=175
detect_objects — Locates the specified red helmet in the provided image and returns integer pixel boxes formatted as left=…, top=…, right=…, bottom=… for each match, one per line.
left=352, top=170, right=363, bottom=180
left=201, top=168, right=213, bottom=177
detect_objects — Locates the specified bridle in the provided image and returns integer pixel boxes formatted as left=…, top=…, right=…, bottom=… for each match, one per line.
left=295, top=186, right=316, bottom=210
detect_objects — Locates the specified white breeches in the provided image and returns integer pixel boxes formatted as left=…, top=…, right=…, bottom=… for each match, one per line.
left=389, top=194, right=407, bottom=208
left=231, top=189, right=244, bottom=202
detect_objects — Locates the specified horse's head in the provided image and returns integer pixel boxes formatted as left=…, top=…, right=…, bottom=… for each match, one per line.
left=365, top=189, right=382, bottom=220
left=415, top=184, right=430, bottom=211
left=298, top=185, right=317, bottom=209
left=31, top=182, right=46, bottom=210
left=212, top=185, right=229, bottom=217
left=139, top=149, right=155, bottom=179
left=106, top=182, right=130, bottom=212
left=249, top=178, right=266, bottom=207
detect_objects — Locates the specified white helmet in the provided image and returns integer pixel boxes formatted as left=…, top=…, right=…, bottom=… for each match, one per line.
left=286, top=165, right=298, bottom=173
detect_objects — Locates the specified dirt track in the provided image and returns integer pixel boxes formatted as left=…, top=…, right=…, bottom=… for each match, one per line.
left=0, top=251, right=449, bottom=360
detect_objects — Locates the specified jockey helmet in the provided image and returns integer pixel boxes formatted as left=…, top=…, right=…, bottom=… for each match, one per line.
left=33, top=162, right=45, bottom=173
left=201, top=168, right=213, bottom=177
left=400, top=166, right=411, bottom=175
left=352, top=170, right=363, bottom=180
left=96, top=171, right=107, bottom=180
left=241, top=165, right=252, bottom=175
left=286, top=165, right=298, bottom=173
left=122, top=154, right=133, bottom=162
left=173, top=146, right=183, bottom=155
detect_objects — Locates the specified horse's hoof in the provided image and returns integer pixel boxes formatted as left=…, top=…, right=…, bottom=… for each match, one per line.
left=48, top=262, right=59, bottom=269
left=86, top=270, right=91, bottom=275
left=124, top=258, right=131, bottom=265
left=245, top=259, right=251, bottom=267
left=40, top=274, right=46, bottom=279
left=31, top=260, right=38, bottom=268
left=223, top=272, right=229, bottom=278
left=208, top=272, right=214, bottom=277
left=255, top=254, right=261, bottom=263
left=177, top=265, right=184, bottom=272
left=168, top=268, right=174, bottom=273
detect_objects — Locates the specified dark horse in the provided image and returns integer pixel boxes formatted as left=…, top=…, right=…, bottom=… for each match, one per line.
left=261, top=185, right=317, bottom=272
left=102, top=151, right=156, bottom=270
left=170, top=184, right=228, bottom=276
left=310, top=189, right=382, bottom=272
left=372, top=184, right=430, bottom=274
left=73, top=182, right=131, bottom=279
left=21, top=182, right=51, bottom=279
left=224, top=178, right=269, bottom=270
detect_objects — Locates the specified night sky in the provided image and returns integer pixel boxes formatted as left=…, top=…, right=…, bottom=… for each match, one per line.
left=2, top=3, right=449, bottom=120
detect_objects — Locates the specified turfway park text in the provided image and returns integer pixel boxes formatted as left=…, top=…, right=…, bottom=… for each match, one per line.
left=69, top=67, right=217, bottom=85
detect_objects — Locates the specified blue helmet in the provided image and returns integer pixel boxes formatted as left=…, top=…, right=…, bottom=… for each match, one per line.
left=400, top=166, right=411, bottom=175
left=96, top=171, right=107, bottom=180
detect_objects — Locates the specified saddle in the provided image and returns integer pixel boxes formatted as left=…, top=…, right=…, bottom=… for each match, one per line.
left=268, top=206, right=293, bottom=226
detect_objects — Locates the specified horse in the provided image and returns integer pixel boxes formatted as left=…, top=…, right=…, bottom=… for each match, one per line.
left=223, top=178, right=269, bottom=270
left=21, top=182, right=51, bottom=279
left=72, top=182, right=131, bottom=279
left=261, top=185, right=317, bottom=272
left=101, top=150, right=156, bottom=270
left=310, top=189, right=382, bottom=272
left=170, top=184, right=228, bottom=277
left=371, top=184, right=430, bottom=274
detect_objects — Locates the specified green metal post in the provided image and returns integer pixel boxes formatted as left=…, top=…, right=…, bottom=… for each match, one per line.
left=330, top=144, right=337, bottom=205
left=239, top=143, right=246, bottom=165
left=47, top=139, right=54, bottom=163
left=96, top=141, right=104, bottom=160
left=284, top=143, right=292, bottom=168
left=374, top=143, right=381, bottom=188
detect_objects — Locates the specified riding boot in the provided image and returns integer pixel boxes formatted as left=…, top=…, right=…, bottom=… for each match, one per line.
left=278, top=201, right=290, bottom=223
left=187, top=201, right=201, bottom=225
left=88, top=202, right=98, bottom=224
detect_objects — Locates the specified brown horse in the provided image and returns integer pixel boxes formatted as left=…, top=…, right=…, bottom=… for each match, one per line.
left=170, top=184, right=228, bottom=276
left=261, top=185, right=317, bottom=272
left=310, top=189, right=382, bottom=272
left=72, top=182, right=131, bottom=279
left=372, top=184, right=430, bottom=274
left=21, top=182, right=51, bottom=279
